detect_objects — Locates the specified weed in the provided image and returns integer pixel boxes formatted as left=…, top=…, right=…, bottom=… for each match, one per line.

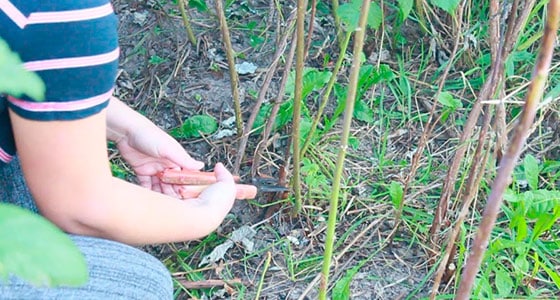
left=148, top=54, right=168, bottom=65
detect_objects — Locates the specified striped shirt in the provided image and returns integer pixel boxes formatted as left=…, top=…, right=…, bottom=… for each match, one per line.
left=0, top=0, right=119, bottom=163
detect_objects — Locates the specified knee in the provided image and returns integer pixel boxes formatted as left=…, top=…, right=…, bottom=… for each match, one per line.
left=71, top=235, right=173, bottom=300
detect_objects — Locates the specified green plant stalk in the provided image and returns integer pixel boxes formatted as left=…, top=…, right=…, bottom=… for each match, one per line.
left=253, top=251, right=272, bottom=300
left=214, top=0, right=243, bottom=136
left=177, top=0, right=197, bottom=46
left=291, top=0, right=306, bottom=215
left=300, top=30, right=352, bottom=158
left=414, top=0, right=429, bottom=33
left=318, top=0, right=370, bottom=298
left=456, top=0, right=559, bottom=298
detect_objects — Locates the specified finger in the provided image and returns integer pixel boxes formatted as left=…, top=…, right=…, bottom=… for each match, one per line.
left=137, top=175, right=153, bottom=190
left=161, top=143, right=204, bottom=171
left=178, top=184, right=257, bottom=199
left=151, top=176, right=177, bottom=197
left=152, top=183, right=162, bottom=194
left=196, top=163, right=236, bottom=203
left=214, top=162, right=235, bottom=184
left=160, top=182, right=179, bottom=198
left=235, top=184, right=258, bottom=199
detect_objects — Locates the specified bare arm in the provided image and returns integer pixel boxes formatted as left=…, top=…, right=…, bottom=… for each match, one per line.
left=10, top=109, right=236, bottom=245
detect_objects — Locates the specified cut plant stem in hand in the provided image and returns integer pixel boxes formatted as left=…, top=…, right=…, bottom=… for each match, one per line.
left=157, top=168, right=241, bottom=185
left=156, top=169, right=288, bottom=200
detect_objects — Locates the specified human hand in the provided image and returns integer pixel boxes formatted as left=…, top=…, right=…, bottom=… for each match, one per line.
left=157, top=168, right=258, bottom=199
left=116, top=122, right=204, bottom=196
left=191, top=163, right=236, bottom=218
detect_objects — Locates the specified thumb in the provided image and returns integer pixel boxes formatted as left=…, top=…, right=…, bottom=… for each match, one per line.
left=197, top=163, right=236, bottom=204
left=213, top=163, right=235, bottom=184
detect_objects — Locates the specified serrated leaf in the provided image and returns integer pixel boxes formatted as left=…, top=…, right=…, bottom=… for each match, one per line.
left=525, top=190, right=560, bottom=219
left=398, top=0, right=414, bottom=21
left=181, top=114, right=218, bottom=138
left=389, top=181, right=404, bottom=208
left=286, top=68, right=331, bottom=99
left=338, top=0, right=383, bottom=31
left=0, top=39, right=45, bottom=101
left=430, top=0, right=461, bottom=14
left=523, top=154, right=539, bottom=190
left=0, top=204, right=88, bottom=286
left=495, top=267, right=513, bottom=297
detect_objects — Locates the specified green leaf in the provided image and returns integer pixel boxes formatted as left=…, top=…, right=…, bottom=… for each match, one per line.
left=348, top=136, right=360, bottom=150
left=110, top=163, right=128, bottom=180
left=299, top=117, right=313, bottom=145
left=430, top=0, right=461, bottom=14
left=377, top=64, right=396, bottom=82
left=494, top=267, right=513, bottom=297
left=510, top=209, right=528, bottom=241
left=338, top=0, right=383, bottom=31
left=523, top=154, right=539, bottom=190
left=355, top=64, right=394, bottom=101
left=0, top=204, right=88, bottom=286
left=0, top=39, right=45, bottom=101
left=514, top=255, right=529, bottom=273
left=531, top=208, right=560, bottom=241
left=539, top=260, right=560, bottom=290
left=503, top=189, right=521, bottom=203
left=525, top=190, right=560, bottom=219
left=353, top=98, right=374, bottom=123
left=286, top=68, right=331, bottom=99
left=188, top=0, right=208, bottom=12
left=437, top=91, right=462, bottom=109
left=180, top=114, right=218, bottom=138
left=148, top=55, right=167, bottom=65
left=398, top=0, right=414, bottom=21
left=332, top=265, right=360, bottom=300
left=389, top=181, right=404, bottom=208
left=252, top=103, right=272, bottom=132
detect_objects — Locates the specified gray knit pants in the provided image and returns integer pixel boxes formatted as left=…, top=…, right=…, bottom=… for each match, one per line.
left=0, top=158, right=173, bottom=300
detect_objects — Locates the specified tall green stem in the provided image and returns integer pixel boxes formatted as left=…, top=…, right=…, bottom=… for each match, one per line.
left=300, top=31, right=352, bottom=158
left=318, top=1, right=370, bottom=298
left=177, top=0, right=197, bottom=46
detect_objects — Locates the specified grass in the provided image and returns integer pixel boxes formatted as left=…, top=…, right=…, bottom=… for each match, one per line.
left=107, top=0, right=560, bottom=298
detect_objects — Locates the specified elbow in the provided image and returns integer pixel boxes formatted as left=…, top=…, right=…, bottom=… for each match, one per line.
left=33, top=184, right=112, bottom=238
left=39, top=199, right=107, bottom=238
